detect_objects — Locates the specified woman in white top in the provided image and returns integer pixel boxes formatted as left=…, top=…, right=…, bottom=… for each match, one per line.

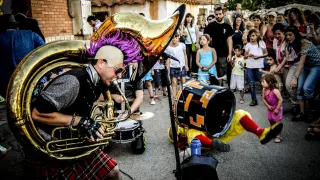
left=244, top=29, right=268, bottom=106
left=180, top=13, right=200, bottom=74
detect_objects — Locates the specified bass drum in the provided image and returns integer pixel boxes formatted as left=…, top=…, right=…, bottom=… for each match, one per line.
left=173, top=80, right=236, bottom=138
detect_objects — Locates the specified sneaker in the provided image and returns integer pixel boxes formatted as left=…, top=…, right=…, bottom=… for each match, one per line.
left=212, top=139, right=231, bottom=152
left=274, top=136, right=282, bottom=143
left=239, top=99, right=245, bottom=104
left=150, top=99, right=156, bottom=105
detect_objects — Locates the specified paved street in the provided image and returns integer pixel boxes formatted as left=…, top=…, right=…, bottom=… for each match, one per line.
left=0, top=90, right=320, bottom=180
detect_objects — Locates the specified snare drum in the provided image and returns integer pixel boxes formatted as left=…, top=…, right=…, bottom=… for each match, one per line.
left=173, top=80, right=236, bottom=137
left=112, top=119, right=143, bottom=143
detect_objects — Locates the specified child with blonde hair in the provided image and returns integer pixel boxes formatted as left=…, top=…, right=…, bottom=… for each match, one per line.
left=243, top=21, right=255, bottom=45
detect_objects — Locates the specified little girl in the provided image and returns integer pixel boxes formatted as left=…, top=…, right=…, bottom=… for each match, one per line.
left=244, top=28, right=268, bottom=106
left=259, top=50, right=283, bottom=92
left=261, top=74, right=283, bottom=143
left=164, top=33, right=188, bottom=97
left=196, top=34, right=217, bottom=82
left=142, top=68, right=156, bottom=105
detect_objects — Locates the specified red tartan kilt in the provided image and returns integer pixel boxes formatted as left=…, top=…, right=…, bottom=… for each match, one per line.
left=32, top=149, right=117, bottom=180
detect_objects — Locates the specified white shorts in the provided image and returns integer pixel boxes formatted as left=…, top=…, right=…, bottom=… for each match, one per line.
left=230, top=74, right=244, bottom=90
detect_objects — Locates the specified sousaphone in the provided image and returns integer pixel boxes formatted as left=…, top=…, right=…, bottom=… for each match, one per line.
left=6, top=5, right=186, bottom=160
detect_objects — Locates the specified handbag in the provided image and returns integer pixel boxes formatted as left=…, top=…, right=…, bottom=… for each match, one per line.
left=186, top=27, right=197, bottom=53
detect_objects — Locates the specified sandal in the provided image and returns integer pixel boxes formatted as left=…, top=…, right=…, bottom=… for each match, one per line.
left=239, top=99, right=245, bottom=104
left=274, top=136, right=282, bottom=143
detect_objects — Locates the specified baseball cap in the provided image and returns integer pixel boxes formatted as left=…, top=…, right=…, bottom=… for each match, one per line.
left=268, top=12, right=277, bottom=17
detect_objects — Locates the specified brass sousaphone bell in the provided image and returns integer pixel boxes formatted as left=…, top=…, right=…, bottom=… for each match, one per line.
left=6, top=5, right=186, bottom=160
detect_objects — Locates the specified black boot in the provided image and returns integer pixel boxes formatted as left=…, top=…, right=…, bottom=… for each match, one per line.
left=292, top=112, right=306, bottom=122
left=249, top=100, right=258, bottom=106
left=306, top=99, right=319, bottom=122
left=291, top=104, right=300, bottom=116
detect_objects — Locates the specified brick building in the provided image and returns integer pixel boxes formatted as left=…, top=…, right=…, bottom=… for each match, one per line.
left=3, top=0, right=216, bottom=42
left=29, top=0, right=76, bottom=42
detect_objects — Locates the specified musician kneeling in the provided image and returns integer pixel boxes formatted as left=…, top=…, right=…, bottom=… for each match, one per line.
left=29, top=32, right=142, bottom=179
left=169, top=109, right=283, bottom=152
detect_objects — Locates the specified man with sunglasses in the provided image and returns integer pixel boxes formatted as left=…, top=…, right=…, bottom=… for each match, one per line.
left=27, top=45, right=124, bottom=179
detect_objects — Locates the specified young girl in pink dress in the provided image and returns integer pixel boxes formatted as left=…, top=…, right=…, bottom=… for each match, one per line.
left=261, top=74, right=283, bottom=143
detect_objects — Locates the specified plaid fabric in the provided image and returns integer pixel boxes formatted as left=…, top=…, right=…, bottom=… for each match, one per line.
left=29, top=149, right=117, bottom=180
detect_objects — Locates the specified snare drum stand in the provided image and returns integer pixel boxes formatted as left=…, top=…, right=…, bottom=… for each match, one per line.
left=163, top=58, right=182, bottom=180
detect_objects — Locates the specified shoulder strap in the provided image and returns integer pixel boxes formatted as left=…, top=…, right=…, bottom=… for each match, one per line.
left=186, top=26, right=194, bottom=44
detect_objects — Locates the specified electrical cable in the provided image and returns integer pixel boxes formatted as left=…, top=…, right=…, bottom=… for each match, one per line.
left=120, top=169, right=135, bottom=180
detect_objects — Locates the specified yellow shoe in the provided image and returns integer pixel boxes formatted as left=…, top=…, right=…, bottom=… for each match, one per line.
left=259, top=122, right=283, bottom=144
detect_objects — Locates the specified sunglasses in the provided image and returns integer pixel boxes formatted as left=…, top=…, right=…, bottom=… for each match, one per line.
left=113, top=66, right=125, bottom=75
left=101, top=59, right=125, bottom=75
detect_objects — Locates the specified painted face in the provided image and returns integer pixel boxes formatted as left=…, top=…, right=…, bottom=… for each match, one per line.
left=215, top=10, right=224, bottom=22
left=285, top=31, right=295, bottom=43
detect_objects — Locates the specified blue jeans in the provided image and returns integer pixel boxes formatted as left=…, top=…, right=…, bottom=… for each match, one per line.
left=247, top=68, right=262, bottom=101
left=297, top=65, right=320, bottom=100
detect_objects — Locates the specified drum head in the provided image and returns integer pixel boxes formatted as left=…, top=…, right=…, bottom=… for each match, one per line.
left=205, top=89, right=235, bottom=137
left=116, top=119, right=139, bottom=130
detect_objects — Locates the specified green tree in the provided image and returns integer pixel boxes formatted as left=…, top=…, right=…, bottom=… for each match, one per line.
left=242, top=0, right=262, bottom=11
left=242, top=0, right=320, bottom=10
left=227, top=0, right=243, bottom=11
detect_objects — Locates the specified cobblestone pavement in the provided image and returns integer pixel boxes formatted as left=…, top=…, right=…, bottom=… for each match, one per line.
left=0, top=90, right=320, bottom=180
